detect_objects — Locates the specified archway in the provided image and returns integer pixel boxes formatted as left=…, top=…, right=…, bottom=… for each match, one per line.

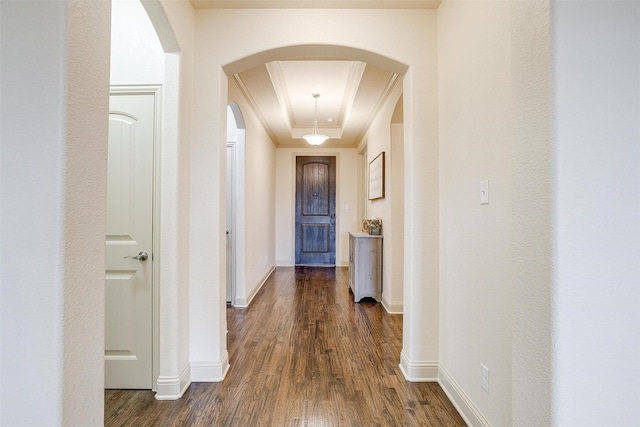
left=190, top=22, right=440, bottom=384
left=384, top=95, right=405, bottom=314
left=110, top=0, right=186, bottom=400
left=226, top=102, right=247, bottom=307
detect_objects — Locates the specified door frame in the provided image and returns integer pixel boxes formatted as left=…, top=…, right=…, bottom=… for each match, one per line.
left=226, top=142, right=236, bottom=305
left=294, top=155, right=337, bottom=266
left=109, top=85, right=162, bottom=391
left=226, top=102, right=247, bottom=307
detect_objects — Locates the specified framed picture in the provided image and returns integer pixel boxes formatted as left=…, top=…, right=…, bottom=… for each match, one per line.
left=368, top=152, right=385, bottom=200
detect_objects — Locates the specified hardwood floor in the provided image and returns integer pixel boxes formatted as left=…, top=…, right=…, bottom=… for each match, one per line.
left=105, top=267, right=466, bottom=426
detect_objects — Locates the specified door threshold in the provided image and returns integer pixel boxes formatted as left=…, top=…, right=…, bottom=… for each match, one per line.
left=295, top=264, right=336, bottom=268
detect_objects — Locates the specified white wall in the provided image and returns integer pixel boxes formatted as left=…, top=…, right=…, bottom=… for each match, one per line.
left=3, top=3, right=636, bottom=424
left=111, top=0, right=195, bottom=398
left=398, top=17, right=440, bottom=382
left=361, top=84, right=404, bottom=313
left=228, top=82, right=277, bottom=305
left=437, top=1, right=513, bottom=425
left=111, top=0, right=164, bottom=85
left=0, top=2, right=111, bottom=425
left=193, top=9, right=439, bottom=380
left=155, top=0, right=195, bottom=393
left=275, top=148, right=358, bottom=267
left=553, top=1, right=640, bottom=425
left=511, top=0, right=554, bottom=424
left=389, top=121, right=405, bottom=314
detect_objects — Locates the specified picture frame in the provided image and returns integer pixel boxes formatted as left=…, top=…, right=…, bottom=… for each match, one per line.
left=368, top=152, right=385, bottom=200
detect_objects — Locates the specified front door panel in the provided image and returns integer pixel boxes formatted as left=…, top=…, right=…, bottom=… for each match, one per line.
left=295, top=156, right=336, bottom=265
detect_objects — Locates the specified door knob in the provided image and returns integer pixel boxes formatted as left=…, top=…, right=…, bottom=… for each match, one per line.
left=124, top=251, right=149, bottom=261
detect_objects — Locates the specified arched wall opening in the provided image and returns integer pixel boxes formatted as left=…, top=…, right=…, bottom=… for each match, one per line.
left=222, top=44, right=409, bottom=76
left=386, top=95, right=405, bottom=313
left=226, top=102, right=247, bottom=307
left=190, top=16, right=440, bottom=386
left=223, top=45, right=409, bottom=301
left=110, top=0, right=188, bottom=400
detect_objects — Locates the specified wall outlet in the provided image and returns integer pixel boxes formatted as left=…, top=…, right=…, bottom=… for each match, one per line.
left=480, top=363, right=489, bottom=393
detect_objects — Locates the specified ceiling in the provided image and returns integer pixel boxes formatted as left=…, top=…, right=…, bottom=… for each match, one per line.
left=190, top=1, right=441, bottom=10
left=231, top=60, right=400, bottom=148
left=192, top=1, right=435, bottom=148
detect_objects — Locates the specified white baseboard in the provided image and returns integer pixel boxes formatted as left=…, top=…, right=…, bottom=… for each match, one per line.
left=155, top=364, right=191, bottom=400
left=381, top=297, right=403, bottom=314
left=398, top=350, right=438, bottom=381
left=397, top=354, right=490, bottom=426
left=234, top=266, right=275, bottom=308
left=190, top=352, right=230, bottom=382
left=438, top=365, right=491, bottom=427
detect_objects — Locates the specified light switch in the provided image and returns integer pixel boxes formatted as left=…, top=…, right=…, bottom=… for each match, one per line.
left=480, top=180, right=489, bottom=205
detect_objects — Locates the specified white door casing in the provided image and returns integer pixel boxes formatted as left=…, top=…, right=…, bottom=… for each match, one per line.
left=226, top=142, right=235, bottom=304
left=105, top=91, right=156, bottom=389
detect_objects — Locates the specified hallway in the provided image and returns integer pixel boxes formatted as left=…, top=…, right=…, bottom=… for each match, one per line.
left=105, top=267, right=465, bottom=426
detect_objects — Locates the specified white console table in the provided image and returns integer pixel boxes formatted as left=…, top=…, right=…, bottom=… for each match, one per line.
left=348, top=232, right=382, bottom=302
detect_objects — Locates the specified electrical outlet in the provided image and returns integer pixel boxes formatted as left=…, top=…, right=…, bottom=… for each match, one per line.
left=480, top=363, right=489, bottom=393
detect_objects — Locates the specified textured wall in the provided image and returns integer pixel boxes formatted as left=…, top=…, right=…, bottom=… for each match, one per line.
left=1, top=3, right=69, bottom=424
left=437, top=1, right=513, bottom=424
left=553, top=1, right=640, bottom=425
left=63, top=1, right=111, bottom=422
left=511, top=1, right=554, bottom=425
left=0, top=1, right=111, bottom=425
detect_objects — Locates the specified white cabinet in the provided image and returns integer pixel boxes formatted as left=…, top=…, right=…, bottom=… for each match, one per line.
left=348, top=232, right=382, bottom=302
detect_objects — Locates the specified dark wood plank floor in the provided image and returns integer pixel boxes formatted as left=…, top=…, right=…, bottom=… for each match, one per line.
left=105, top=267, right=465, bottom=426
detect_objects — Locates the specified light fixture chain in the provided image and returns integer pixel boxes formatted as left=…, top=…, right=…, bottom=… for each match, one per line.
left=303, top=93, right=329, bottom=146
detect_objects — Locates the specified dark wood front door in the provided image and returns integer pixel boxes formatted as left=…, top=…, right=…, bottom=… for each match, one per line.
left=295, top=156, right=336, bottom=266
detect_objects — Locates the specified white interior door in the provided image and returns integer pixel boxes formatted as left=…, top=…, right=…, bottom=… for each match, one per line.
left=105, top=92, right=155, bottom=389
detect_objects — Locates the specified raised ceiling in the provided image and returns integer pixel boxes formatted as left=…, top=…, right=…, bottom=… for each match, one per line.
left=231, top=60, right=400, bottom=148
left=193, top=0, right=427, bottom=148
left=190, top=0, right=441, bottom=9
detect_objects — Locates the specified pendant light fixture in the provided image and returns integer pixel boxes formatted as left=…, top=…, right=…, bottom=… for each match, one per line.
left=303, top=93, right=329, bottom=146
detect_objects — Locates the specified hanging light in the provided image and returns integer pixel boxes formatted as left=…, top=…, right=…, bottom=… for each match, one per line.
left=303, top=93, right=329, bottom=146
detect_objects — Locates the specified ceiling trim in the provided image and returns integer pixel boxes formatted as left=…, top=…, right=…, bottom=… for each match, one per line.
left=228, top=48, right=406, bottom=149
left=222, top=44, right=408, bottom=76
left=191, top=0, right=442, bottom=9
left=354, top=72, right=402, bottom=149
left=230, top=74, right=280, bottom=146
left=337, top=61, right=366, bottom=130
left=264, top=62, right=295, bottom=136
left=267, top=60, right=367, bottom=139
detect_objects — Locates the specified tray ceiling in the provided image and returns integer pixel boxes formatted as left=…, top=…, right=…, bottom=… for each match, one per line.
left=231, top=60, right=400, bottom=148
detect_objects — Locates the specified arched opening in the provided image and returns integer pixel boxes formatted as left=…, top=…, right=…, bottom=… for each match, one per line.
left=215, top=44, right=420, bottom=377
left=385, top=95, right=405, bottom=313
left=226, top=102, right=247, bottom=307
left=190, top=14, right=439, bottom=390
left=109, top=0, right=185, bottom=400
